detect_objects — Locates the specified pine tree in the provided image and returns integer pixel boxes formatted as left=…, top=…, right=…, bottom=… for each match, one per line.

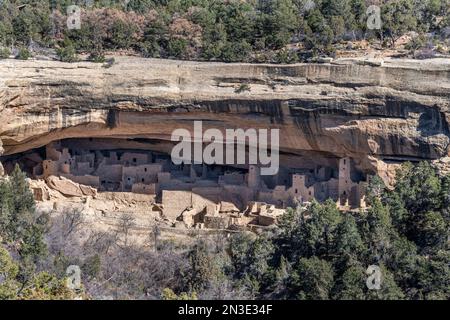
left=291, top=256, right=334, bottom=300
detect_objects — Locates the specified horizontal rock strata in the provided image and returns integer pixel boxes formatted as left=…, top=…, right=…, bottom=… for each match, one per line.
left=1, top=57, right=449, bottom=179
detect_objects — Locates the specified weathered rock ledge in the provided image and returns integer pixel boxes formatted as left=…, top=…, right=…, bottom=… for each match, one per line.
left=1, top=56, right=449, bottom=179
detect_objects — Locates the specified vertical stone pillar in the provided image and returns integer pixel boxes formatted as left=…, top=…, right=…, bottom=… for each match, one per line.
left=248, top=165, right=261, bottom=189
left=190, top=164, right=197, bottom=179
left=201, top=164, right=207, bottom=179
left=338, top=157, right=352, bottom=206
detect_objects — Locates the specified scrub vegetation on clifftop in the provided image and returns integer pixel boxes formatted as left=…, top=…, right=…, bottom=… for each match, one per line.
left=0, top=0, right=448, bottom=63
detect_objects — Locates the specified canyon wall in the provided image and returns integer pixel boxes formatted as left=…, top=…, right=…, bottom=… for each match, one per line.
left=1, top=56, right=450, bottom=179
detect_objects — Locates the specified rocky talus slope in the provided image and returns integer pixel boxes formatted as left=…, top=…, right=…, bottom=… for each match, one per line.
left=1, top=56, right=449, bottom=180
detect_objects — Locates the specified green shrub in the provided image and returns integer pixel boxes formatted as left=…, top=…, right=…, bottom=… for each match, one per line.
left=274, top=49, right=299, bottom=64
left=56, top=41, right=78, bottom=62
left=167, top=38, right=188, bottom=59
left=220, top=40, right=252, bottom=62
left=0, top=48, right=10, bottom=59
left=405, top=34, right=427, bottom=52
left=88, top=49, right=106, bottom=63
left=82, top=254, right=101, bottom=279
left=16, top=47, right=31, bottom=60
left=235, top=83, right=251, bottom=93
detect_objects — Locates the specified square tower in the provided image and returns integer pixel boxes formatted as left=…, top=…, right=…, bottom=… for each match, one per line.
left=248, top=165, right=261, bottom=189
left=338, top=157, right=352, bottom=205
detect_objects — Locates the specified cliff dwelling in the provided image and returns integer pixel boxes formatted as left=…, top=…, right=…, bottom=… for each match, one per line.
left=0, top=137, right=369, bottom=230
left=2, top=57, right=448, bottom=231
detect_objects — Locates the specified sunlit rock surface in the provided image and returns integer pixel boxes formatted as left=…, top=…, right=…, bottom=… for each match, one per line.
left=1, top=56, right=449, bottom=183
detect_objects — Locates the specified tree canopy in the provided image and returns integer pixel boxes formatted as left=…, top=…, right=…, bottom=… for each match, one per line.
left=0, top=0, right=448, bottom=62
left=0, top=161, right=448, bottom=299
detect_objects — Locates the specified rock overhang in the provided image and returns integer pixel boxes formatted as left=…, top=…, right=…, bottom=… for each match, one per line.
left=1, top=56, right=450, bottom=179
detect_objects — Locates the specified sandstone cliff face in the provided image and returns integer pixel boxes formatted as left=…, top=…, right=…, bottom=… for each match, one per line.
left=1, top=57, right=449, bottom=178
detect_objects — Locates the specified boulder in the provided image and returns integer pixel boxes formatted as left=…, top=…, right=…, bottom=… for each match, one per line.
left=46, top=175, right=97, bottom=197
